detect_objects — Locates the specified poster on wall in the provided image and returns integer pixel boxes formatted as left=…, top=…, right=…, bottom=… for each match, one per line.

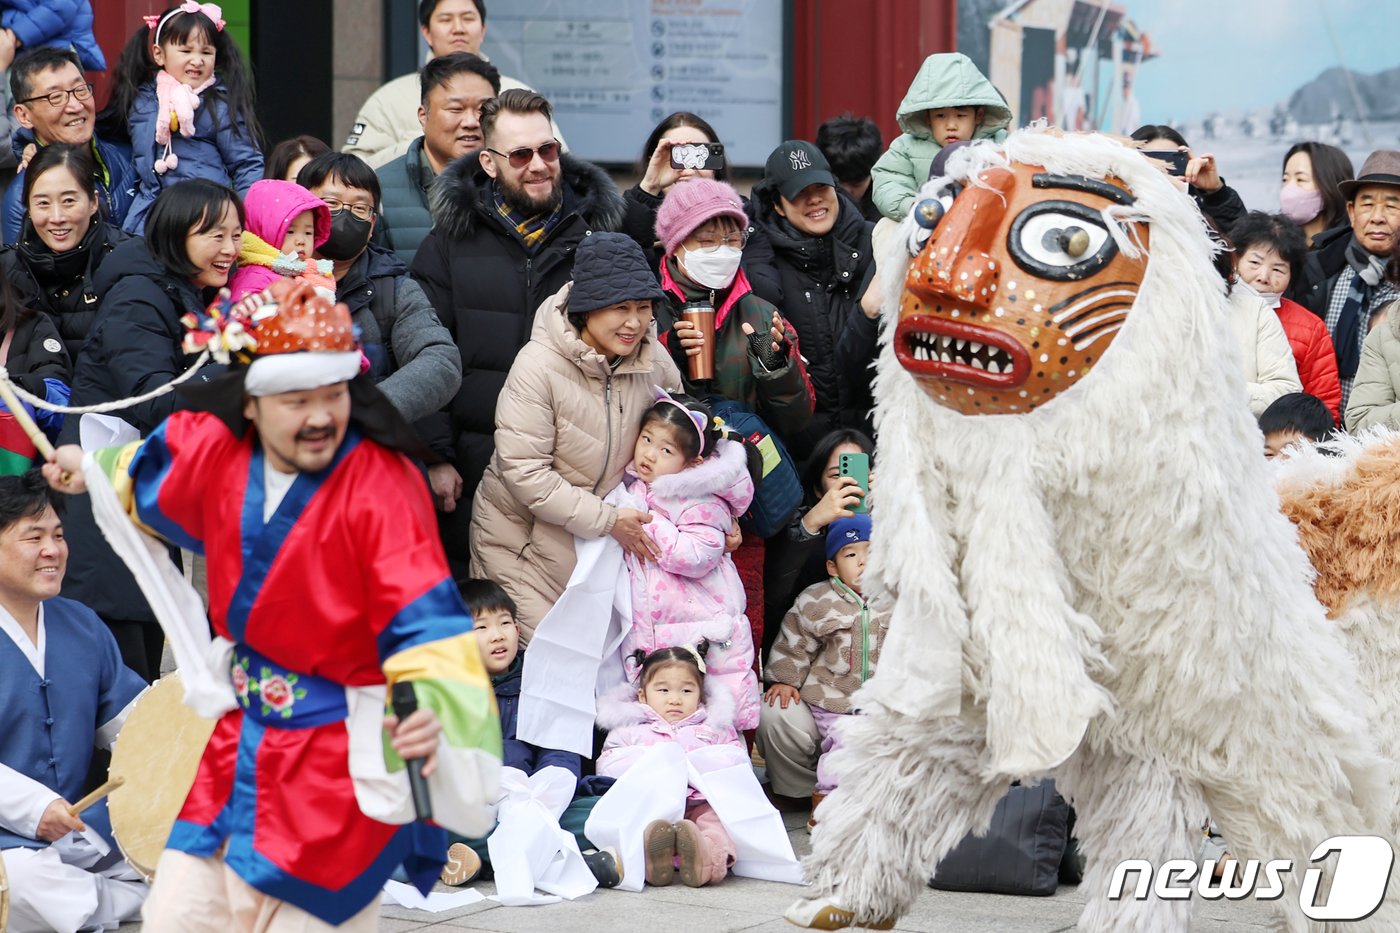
left=479, top=0, right=784, bottom=167
left=958, top=0, right=1399, bottom=209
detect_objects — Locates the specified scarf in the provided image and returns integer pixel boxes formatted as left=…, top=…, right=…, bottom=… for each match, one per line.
left=491, top=183, right=563, bottom=253
left=1333, top=238, right=1391, bottom=380
left=238, top=231, right=337, bottom=294
left=18, top=218, right=100, bottom=287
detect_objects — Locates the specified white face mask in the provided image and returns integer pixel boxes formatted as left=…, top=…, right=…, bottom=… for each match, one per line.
left=680, top=244, right=742, bottom=289
left=1235, top=277, right=1282, bottom=310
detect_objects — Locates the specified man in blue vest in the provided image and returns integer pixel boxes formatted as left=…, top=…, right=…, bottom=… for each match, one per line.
left=0, top=471, right=148, bottom=932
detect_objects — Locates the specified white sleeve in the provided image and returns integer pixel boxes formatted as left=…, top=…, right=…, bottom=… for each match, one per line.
left=0, top=761, right=61, bottom=840
left=95, top=692, right=141, bottom=751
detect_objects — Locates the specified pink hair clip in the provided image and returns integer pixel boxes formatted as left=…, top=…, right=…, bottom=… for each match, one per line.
left=152, top=2, right=225, bottom=41
left=179, top=1, right=226, bottom=29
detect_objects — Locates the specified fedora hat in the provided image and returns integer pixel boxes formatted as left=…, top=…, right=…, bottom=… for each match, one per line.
left=1339, top=149, right=1400, bottom=199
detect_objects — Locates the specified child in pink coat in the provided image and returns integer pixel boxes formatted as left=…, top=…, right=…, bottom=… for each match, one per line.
left=596, top=642, right=745, bottom=886
left=620, top=391, right=761, bottom=730
left=227, top=178, right=334, bottom=301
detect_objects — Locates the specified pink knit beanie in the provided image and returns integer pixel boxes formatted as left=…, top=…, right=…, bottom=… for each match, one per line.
left=654, top=178, right=749, bottom=256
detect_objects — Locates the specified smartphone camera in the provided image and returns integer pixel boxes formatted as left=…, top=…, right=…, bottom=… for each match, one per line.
left=670, top=142, right=725, bottom=172
left=1144, top=150, right=1189, bottom=178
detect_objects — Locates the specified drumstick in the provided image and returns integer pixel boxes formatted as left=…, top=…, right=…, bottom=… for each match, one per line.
left=67, top=777, right=125, bottom=817
left=0, top=370, right=54, bottom=460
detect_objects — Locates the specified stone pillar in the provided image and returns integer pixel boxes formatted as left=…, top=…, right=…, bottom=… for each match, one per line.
left=332, top=0, right=385, bottom=147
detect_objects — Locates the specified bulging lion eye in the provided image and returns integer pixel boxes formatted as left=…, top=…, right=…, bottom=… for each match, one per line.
left=1007, top=201, right=1118, bottom=281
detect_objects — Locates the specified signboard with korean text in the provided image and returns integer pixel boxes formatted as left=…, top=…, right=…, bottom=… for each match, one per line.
left=480, top=0, right=786, bottom=167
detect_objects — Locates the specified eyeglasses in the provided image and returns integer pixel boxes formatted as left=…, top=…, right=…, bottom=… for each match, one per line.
left=487, top=140, right=562, bottom=169
left=320, top=198, right=376, bottom=221
left=19, top=83, right=94, bottom=109
left=686, top=230, right=749, bottom=250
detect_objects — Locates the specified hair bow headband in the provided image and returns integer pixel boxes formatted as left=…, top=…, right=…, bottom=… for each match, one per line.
left=652, top=386, right=710, bottom=453
left=677, top=643, right=706, bottom=670
left=148, top=2, right=226, bottom=43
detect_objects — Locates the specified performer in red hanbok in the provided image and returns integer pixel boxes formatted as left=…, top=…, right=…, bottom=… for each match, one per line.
left=44, top=280, right=500, bottom=931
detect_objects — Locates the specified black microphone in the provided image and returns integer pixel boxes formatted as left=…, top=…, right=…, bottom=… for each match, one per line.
left=390, top=682, right=433, bottom=821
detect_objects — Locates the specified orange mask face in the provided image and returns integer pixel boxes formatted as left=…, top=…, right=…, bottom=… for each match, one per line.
left=895, top=162, right=1149, bottom=415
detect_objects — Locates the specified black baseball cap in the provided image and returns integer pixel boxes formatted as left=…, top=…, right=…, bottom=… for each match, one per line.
left=765, top=140, right=837, bottom=201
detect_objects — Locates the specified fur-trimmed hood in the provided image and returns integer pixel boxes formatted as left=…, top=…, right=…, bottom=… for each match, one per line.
left=628, top=437, right=754, bottom=518
left=427, top=150, right=626, bottom=243
left=594, top=670, right=737, bottom=734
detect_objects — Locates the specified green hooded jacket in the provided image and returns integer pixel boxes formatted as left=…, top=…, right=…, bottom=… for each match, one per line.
left=871, top=53, right=1012, bottom=221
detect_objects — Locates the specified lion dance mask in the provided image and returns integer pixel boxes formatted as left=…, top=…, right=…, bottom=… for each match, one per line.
left=785, top=130, right=1397, bottom=933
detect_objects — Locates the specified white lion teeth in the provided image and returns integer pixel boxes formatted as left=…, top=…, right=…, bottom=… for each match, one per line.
left=908, top=332, right=1013, bottom=375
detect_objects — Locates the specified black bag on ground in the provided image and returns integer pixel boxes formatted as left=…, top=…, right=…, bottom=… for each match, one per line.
left=929, top=779, right=1070, bottom=897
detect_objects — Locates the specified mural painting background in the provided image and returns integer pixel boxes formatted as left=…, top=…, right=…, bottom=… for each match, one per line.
left=958, top=0, right=1400, bottom=210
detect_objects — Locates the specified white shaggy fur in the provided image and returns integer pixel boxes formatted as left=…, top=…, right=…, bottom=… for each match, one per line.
left=800, top=129, right=1396, bottom=932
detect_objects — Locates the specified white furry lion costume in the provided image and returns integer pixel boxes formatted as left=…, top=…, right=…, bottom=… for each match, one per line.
left=785, top=130, right=1396, bottom=932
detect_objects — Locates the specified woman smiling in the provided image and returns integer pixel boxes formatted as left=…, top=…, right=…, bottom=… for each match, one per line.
left=0, top=143, right=127, bottom=362
left=57, top=179, right=245, bottom=681
left=470, top=232, right=682, bottom=639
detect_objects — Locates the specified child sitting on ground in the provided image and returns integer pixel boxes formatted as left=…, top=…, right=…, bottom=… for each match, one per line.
left=757, top=513, right=888, bottom=827
left=870, top=51, right=1011, bottom=222
left=596, top=642, right=743, bottom=887
left=621, top=391, right=762, bottom=731
left=1259, top=392, right=1335, bottom=459
left=227, top=178, right=336, bottom=301
left=440, top=579, right=621, bottom=890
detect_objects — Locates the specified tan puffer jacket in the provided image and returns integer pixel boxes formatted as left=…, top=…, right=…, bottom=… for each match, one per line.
left=1345, top=299, right=1400, bottom=433
left=469, top=283, right=682, bottom=639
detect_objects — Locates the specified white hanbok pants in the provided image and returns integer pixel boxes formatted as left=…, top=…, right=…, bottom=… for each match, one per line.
left=2, top=836, right=146, bottom=933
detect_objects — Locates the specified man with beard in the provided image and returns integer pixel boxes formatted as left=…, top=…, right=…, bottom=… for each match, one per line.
left=411, top=87, right=623, bottom=571
left=42, top=280, right=500, bottom=931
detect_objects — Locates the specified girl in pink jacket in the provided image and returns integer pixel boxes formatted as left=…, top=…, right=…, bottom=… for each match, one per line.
left=621, top=391, right=761, bottom=730
left=596, top=643, right=745, bottom=886
left=227, top=179, right=334, bottom=301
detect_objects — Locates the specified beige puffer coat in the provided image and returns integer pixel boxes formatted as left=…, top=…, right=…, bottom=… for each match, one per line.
left=1345, top=299, right=1400, bottom=433
left=469, top=283, right=682, bottom=639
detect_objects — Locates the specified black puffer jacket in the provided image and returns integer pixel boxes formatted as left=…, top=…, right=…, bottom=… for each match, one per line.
left=1, top=217, right=127, bottom=362
left=59, top=237, right=227, bottom=624
left=748, top=183, right=875, bottom=428
left=408, top=153, right=621, bottom=501
left=410, top=151, right=624, bottom=558
left=1289, top=223, right=1356, bottom=318
left=1, top=310, right=70, bottom=391
left=62, top=237, right=226, bottom=439
left=376, top=136, right=435, bottom=270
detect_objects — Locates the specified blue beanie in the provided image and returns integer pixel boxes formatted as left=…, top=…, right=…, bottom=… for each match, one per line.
left=825, top=513, right=872, bottom=561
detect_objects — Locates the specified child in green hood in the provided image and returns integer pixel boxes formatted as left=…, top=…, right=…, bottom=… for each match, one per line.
left=870, top=52, right=1012, bottom=222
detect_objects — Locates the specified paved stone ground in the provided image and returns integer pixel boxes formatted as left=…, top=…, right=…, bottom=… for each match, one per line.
left=118, top=810, right=1282, bottom=932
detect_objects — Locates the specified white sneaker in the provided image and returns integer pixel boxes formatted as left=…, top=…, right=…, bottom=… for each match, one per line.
left=783, top=896, right=895, bottom=930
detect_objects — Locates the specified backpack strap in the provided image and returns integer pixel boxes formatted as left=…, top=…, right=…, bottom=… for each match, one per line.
left=369, top=274, right=398, bottom=373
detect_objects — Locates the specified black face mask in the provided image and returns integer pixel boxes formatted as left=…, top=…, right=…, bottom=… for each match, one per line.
left=318, top=211, right=373, bottom=261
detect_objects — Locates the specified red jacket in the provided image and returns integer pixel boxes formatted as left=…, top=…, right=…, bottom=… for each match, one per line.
left=1275, top=297, right=1342, bottom=424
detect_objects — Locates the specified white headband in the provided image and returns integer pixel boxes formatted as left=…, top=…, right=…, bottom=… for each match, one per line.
left=243, top=351, right=360, bottom=398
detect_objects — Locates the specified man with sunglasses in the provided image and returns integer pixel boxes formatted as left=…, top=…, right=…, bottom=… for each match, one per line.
left=411, top=87, right=624, bottom=571
left=2, top=47, right=134, bottom=245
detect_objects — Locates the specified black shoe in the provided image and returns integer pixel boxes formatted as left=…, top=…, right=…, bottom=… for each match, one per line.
left=584, top=846, right=623, bottom=887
